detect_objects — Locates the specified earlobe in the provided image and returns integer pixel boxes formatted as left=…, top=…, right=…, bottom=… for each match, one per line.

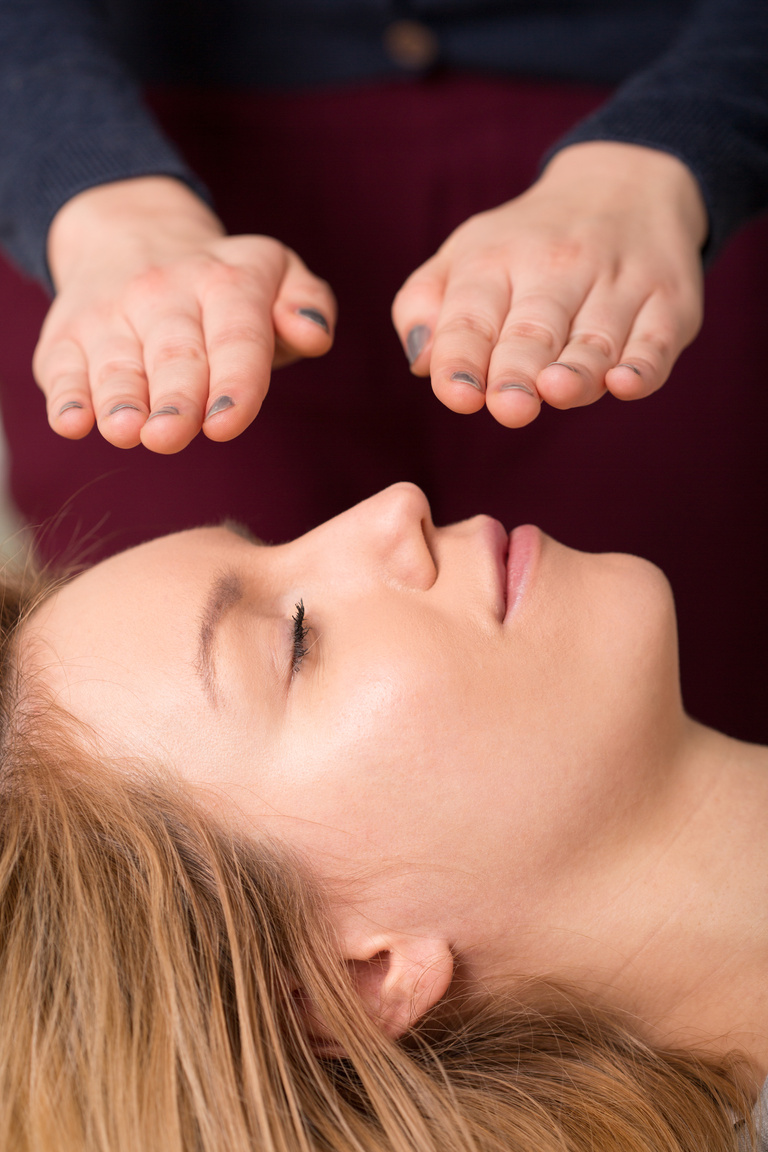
left=291, top=934, right=454, bottom=1054
left=345, top=935, right=454, bottom=1039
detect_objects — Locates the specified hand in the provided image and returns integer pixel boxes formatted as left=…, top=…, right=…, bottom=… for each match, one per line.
left=392, top=142, right=707, bottom=427
left=34, top=177, right=336, bottom=452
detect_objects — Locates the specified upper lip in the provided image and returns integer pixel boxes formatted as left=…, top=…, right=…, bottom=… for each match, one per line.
left=483, top=516, right=510, bottom=620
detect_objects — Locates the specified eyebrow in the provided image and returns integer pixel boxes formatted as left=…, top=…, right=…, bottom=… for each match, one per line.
left=196, top=569, right=245, bottom=705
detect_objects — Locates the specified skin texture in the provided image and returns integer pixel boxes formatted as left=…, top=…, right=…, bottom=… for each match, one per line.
left=22, top=483, right=768, bottom=1079
left=34, top=141, right=707, bottom=451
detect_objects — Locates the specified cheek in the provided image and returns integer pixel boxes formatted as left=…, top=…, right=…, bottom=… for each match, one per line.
left=276, top=647, right=499, bottom=845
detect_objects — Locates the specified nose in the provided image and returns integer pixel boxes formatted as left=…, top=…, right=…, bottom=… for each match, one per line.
left=306, top=483, right=438, bottom=591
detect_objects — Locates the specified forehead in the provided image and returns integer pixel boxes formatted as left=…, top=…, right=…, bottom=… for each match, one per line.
left=19, top=528, right=245, bottom=730
left=45, top=526, right=245, bottom=616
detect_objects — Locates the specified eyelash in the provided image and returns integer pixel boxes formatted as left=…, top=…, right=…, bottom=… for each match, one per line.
left=291, top=600, right=310, bottom=675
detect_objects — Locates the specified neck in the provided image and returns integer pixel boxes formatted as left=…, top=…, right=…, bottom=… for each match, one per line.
left=473, top=720, right=768, bottom=1085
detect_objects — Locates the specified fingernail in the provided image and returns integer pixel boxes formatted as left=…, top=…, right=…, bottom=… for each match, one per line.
left=547, top=361, right=582, bottom=375
left=499, top=382, right=536, bottom=396
left=297, top=308, right=329, bottom=333
left=450, top=370, right=485, bottom=393
left=58, top=401, right=83, bottom=414
left=405, top=324, right=430, bottom=365
left=108, top=402, right=141, bottom=415
left=206, top=395, right=235, bottom=419
left=146, top=405, right=180, bottom=421
left=618, top=362, right=642, bottom=376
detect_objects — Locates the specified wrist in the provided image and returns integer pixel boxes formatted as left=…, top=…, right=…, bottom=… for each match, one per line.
left=540, top=141, right=708, bottom=249
left=47, top=176, right=225, bottom=289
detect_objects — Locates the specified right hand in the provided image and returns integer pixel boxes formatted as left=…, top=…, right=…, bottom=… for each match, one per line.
left=392, top=142, right=706, bottom=429
left=34, top=177, right=336, bottom=453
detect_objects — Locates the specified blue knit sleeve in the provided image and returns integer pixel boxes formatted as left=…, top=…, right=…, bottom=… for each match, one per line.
left=0, top=0, right=209, bottom=291
left=549, top=0, right=768, bottom=263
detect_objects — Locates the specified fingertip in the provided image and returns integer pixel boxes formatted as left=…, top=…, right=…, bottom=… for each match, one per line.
left=404, top=324, right=431, bottom=371
left=536, top=362, right=597, bottom=409
left=605, top=361, right=658, bottom=400
left=50, top=401, right=95, bottom=441
left=485, top=382, right=542, bottom=428
left=139, top=409, right=199, bottom=454
left=95, top=402, right=149, bottom=449
left=391, top=264, right=444, bottom=366
left=431, top=371, right=487, bottom=415
left=296, top=307, right=330, bottom=335
left=273, top=305, right=335, bottom=360
left=202, top=394, right=259, bottom=442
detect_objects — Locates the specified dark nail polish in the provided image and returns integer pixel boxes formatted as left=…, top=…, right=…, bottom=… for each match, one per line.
left=206, top=395, right=235, bottom=419
left=58, top=401, right=83, bottom=415
left=297, top=308, right=329, bottom=333
left=547, top=361, right=582, bottom=375
left=618, top=362, right=642, bottom=376
left=147, top=405, right=180, bottom=421
left=450, top=370, right=485, bottom=393
left=499, top=381, right=535, bottom=396
left=109, top=402, right=141, bottom=415
left=405, top=324, right=430, bottom=365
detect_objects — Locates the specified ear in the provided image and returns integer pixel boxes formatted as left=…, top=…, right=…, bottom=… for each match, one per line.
left=344, top=934, right=454, bottom=1039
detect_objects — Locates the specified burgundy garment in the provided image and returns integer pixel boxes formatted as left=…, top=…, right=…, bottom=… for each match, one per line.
left=0, top=74, right=766, bottom=741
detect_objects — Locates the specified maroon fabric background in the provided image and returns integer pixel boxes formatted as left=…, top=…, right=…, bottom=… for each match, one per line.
left=0, top=75, right=766, bottom=740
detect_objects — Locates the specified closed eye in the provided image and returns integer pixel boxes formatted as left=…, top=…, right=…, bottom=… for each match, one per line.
left=292, top=600, right=309, bottom=675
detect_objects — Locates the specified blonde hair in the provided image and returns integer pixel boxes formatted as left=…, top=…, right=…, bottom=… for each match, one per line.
left=0, top=559, right=759, bottom=1152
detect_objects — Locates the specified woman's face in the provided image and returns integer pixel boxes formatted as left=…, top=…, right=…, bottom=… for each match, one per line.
left=25, top=484, right=683, bottom=943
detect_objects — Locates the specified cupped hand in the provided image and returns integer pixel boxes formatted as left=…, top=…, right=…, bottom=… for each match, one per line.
left=392, top=142, right=708, bottom=428
left=34, top=177, right=336, bottom=452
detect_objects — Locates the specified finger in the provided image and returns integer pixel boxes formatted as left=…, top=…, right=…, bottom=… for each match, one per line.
left=482, top=287, right=580, bottom=428
left=533, top=283, right=639, bottom=411
left=391, top=256, right=446, bottom=376
left=82, top=326, right=152, bottom=449
left=605, top=289, right=701, bottom=401
left=134, top=307, right=209, bottom=454
left=33, top=335, right=95, bottom=441
left=428, top=264, right=512, bottom=416
left=199, top=268, right=280, bottom=443
left=272, top=249, right=337, bottom=363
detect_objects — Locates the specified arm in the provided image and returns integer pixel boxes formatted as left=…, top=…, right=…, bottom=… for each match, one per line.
left=0, top=0, right=206, bottom=285
left=553, top=0, right=768, bottom=262
left=393, top=0, right=768, bottom=427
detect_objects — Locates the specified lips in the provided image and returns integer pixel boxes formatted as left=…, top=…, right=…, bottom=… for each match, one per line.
left=504, top=524, right=540, bottom=621
left=479, top=517, right=510, bottom=619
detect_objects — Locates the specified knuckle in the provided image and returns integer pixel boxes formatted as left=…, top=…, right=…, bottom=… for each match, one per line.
left=238, top=234, right=285, bottom=265
left=653, top=282, right=703, bottom=337
left=42, top=372, right=79, bottom=401
left=503, top=319, right=560, bottom=354
left=33, top=336, right=78, bottom=375
left=440, top=310, right=499, bottom=345
left=207, top=322, right=269, bottom=356
left=150, top=340, right=206, bottom=371
left=569, top=330, right=616, bottom=361
left=205, top=261, right=247, bottom=291
left=128, top=264, right=172, bottom=303
left=637, top=327, right=676, bottom=364
left=93, top=357, right=145, bottom=389
left=676, top=300, right=703, bottom=343
left=537, top=238, right=586, bottom=274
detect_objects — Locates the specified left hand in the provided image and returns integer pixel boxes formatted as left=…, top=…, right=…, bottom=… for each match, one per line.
left=392, top=142, right=708, bottom=428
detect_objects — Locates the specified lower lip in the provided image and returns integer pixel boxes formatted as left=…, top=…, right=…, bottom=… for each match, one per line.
left=504, top=524, right=540, bottom=620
